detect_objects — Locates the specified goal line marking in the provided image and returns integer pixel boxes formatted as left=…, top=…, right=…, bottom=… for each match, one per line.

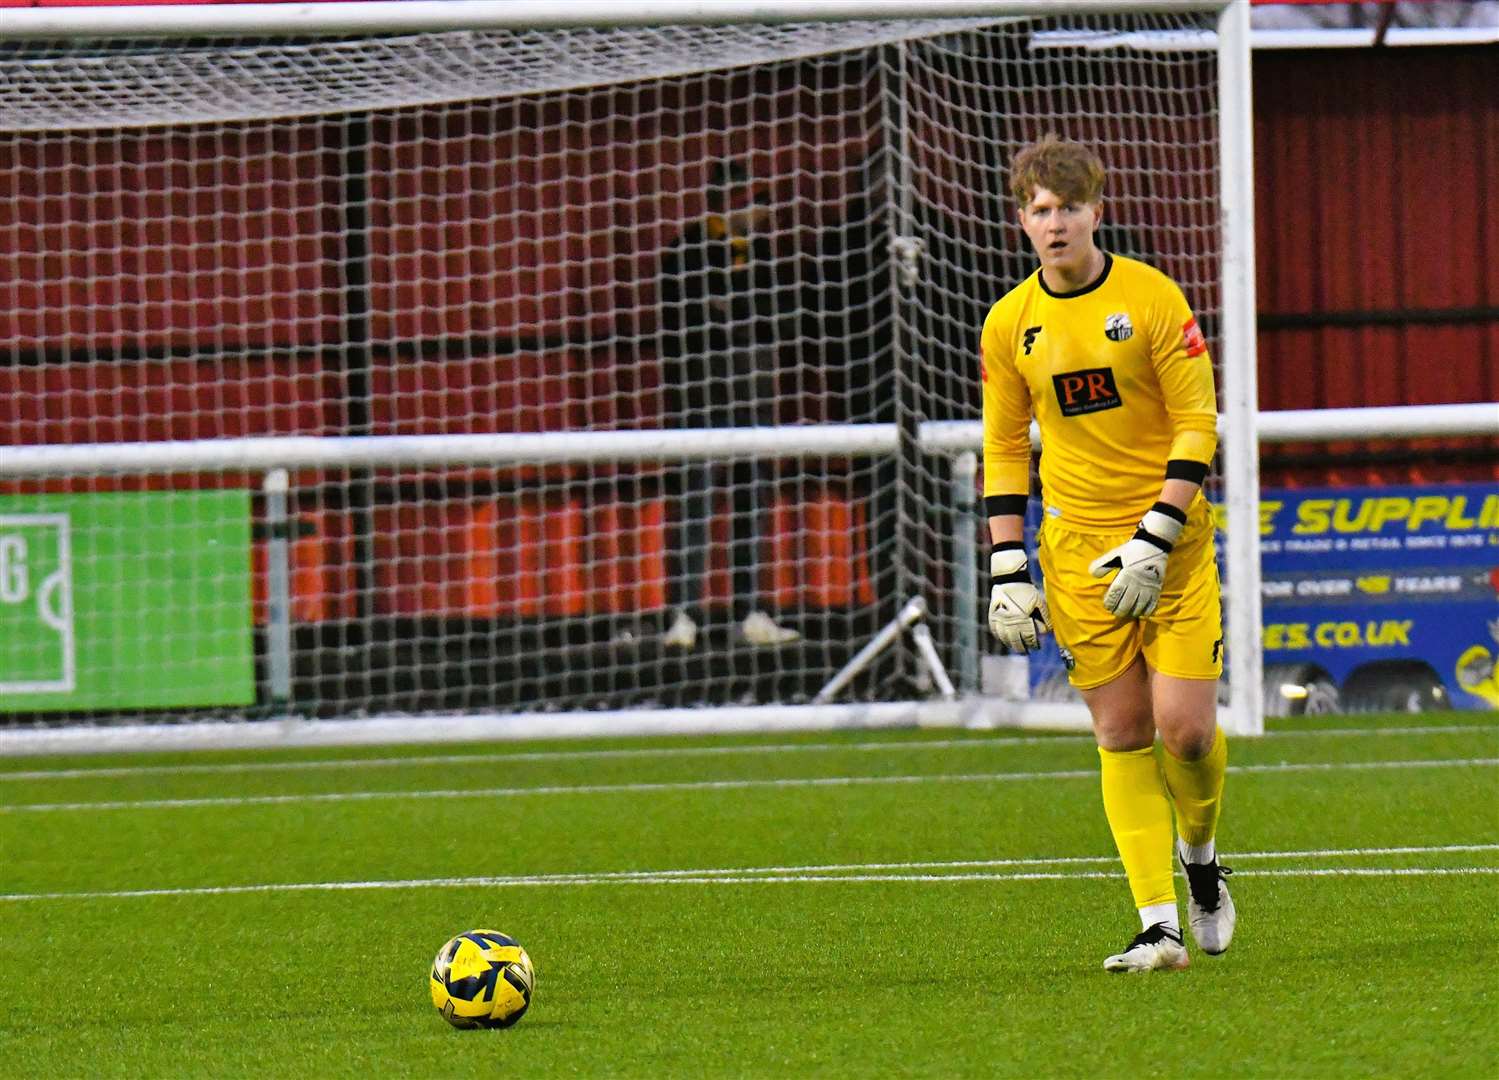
left=3, top=843, right=1496, bottom=903
left=3, top=725, right=1492, bottom=783
left=1, top=757, right=1493, bottom=814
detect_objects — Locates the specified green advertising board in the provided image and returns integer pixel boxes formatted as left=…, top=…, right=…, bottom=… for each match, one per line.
left=0, top=490, right=255, bottom=712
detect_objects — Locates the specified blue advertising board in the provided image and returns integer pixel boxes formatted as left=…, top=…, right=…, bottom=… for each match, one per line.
left=1020, top=481, right=1499, bottom=711
left=1257, top=482, right=1499, bottom=710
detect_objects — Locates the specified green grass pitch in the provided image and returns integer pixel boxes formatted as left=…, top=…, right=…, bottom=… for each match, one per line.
left=2, top=712, right=1495, bottom=1078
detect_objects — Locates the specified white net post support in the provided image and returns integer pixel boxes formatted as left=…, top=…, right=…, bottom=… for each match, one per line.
left=1215, top=0, right=1263, bottom=736
left=887, top=3, right=1257, bottom=731
left=0, top=1, right=1260, bottom=754
left=263, top=467, right=293, bottom=709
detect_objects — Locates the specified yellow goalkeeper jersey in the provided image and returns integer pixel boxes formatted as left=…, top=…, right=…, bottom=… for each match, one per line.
left=981, top=253, right=1218, bottom=531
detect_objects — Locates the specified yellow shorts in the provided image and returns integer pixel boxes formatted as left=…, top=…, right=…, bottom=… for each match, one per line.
left=1037, top=498, right=1223, bottom=691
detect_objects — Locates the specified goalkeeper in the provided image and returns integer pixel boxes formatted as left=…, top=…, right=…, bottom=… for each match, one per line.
left=980, top=135, right=1235, bottom=974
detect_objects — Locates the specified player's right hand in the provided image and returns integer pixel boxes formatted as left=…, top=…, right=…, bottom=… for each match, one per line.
left=1087, top=503, right=1186, bottom=619
left=988, top=543, right=1051, bottom=653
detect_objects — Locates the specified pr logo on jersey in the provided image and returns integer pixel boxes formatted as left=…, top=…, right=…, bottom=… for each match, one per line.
left=1052, top=367, right=1122, bottom=416
left=1104, top=313, right=1133, bottom=341
left=1022, top=326, right=1043, bottom=355
left=1182, top=317, right=1208, bottom=357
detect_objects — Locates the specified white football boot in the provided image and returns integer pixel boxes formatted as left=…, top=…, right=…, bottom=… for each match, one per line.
left=1103, top=923, right=1190, bottom=973
left=740, top=610, right=800, bottom=645
left=1181, top=851, right=1236, bottom=955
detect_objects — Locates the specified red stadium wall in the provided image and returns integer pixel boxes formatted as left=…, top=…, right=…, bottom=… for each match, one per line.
left=8, top=50, right=1486, bottom=427
left=4, top=50, right=1487, bottom=426
left=1252, top=46, right=1499, bottom=486
left=2, top=41, right=1494, bottom=621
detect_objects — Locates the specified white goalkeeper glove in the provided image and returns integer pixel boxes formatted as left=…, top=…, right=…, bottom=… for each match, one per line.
left=1087, top=502, right=1187, bottom=619
left=988, top=543, right=1051, bottom=653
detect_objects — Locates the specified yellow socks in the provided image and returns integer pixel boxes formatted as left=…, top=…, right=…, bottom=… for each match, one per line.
left=1097, top=745, right=1176, bottom=909
left=1161, top=725, right=1228, bottom=860
left=1099, top=729, right=1228, bottom=925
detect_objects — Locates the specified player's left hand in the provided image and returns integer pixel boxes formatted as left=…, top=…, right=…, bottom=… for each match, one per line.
left=1087, top=503, right=1186, bottom=618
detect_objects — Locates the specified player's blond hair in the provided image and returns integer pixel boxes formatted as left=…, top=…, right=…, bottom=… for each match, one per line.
left=1009, top=135, right=1106, bottom=206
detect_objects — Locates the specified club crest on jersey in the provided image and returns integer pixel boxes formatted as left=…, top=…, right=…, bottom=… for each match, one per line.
left=1104, top=312, right=1133, bottom=342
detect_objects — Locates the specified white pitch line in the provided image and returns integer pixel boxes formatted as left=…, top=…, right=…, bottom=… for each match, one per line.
left=1236, top=867, right=1499, bottom=879
left=1234, top=758, right=1499, bottom=774
left=431, top=843, right=1499, bottom=882
left=535, top=867, right=1499, bottom=885
left=4, top=846, right=1497, bottom=903
left=2, top=758, right=1495, bottom=814
left=606, top=867, right=1499, bottom=885
left=3, top=725, right=1492, bottom=783
left=1234, top=842, right=1499, bottom=860
left=0, top=737, right=1086, bottom=781
left=0, top=872, right=1123, bottom=902
left=0, top=769, right=1091, bottom=812
left=1265, top=724, right=1498, bottom=739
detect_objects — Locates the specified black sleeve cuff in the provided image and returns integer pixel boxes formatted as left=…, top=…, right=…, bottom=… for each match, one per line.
left=1165, top=459, right=1210, bottom=485
left=985, top=494, right=1029, bottom=518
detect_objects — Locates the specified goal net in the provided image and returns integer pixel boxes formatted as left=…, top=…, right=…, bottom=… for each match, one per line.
left=0, top=4, right=1255, bottom=750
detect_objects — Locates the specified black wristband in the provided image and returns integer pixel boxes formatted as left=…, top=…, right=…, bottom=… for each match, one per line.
left=1165, top=459, right=1209, bottom=485
left=985, top=494, right=1029, bottom=518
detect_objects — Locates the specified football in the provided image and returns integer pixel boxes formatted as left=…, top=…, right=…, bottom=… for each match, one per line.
left=429, top=930, right=535, bottom=1029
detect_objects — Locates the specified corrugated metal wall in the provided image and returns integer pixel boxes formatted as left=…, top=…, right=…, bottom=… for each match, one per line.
left=1254, top=46, right=1498, bottom=485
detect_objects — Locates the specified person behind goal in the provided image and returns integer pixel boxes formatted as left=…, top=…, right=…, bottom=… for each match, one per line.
left=980, top=134, right=1236, bottom=973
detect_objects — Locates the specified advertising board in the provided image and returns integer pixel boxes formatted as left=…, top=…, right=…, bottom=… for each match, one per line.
left=0, top=490, right=255, bottom=712
left=1016, top=482, right=1499, bottom=713
left=1257, top=482, right=1499, bottom=712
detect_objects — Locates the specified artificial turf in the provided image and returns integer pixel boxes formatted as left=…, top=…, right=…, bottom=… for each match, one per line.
left=2, top=712, right=1495, bottom=1078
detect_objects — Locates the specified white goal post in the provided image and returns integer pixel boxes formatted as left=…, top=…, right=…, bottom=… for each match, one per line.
left=1, top=0, right=1284, bottom=754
